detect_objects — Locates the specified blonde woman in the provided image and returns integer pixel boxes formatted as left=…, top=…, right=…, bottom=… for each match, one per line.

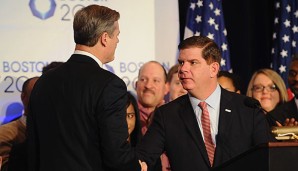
left=246, top=68, right=288, bottom=113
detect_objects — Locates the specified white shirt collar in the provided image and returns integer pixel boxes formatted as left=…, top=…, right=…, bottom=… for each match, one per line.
left=73, top=50, right=103, bottom=67
left=189, top=84, right=221, bottom=109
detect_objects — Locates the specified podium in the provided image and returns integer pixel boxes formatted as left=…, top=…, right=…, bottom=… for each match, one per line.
left=212, top=142, right=298, bottom=171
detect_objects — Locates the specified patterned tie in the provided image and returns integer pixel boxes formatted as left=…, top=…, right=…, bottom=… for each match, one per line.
left=198, top=101, right=215, bottom=166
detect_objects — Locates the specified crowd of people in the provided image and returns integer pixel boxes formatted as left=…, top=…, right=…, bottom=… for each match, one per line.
left=0, top=4, right=298, bottom=171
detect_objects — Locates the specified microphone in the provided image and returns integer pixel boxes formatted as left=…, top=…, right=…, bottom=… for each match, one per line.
left=243, top=97, right=281, bottom=124
left=243, top=97, right=264, bottom=112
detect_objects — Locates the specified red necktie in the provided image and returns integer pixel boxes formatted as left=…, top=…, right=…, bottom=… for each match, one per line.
left=199, top=101, right=215, bottom=166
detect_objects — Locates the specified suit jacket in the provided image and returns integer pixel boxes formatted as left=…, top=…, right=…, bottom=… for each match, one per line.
left=137, top=88, right=270, bottom=171
left=27, top=54, right=139, bottom=171
left=269, top=98, right=298, bottom=123
left=7, top=141, right=27, bottom=171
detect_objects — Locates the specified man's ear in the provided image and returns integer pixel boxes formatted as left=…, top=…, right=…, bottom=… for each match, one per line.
left=100, top=32, right=109, bottom=47
left=164, top=82, right=170, bottom=95
left=210, top=62, right=220, bottom=78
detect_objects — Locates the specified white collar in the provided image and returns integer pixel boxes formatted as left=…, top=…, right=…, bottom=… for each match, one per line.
left=74, top=50, right=103, bottom=67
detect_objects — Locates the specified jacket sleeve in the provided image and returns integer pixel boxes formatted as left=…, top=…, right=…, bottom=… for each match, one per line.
left=96, top=76, right=139, bottom=170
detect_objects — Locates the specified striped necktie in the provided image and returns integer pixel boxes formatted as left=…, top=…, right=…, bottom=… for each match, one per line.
left=198, top=101, right=215, bottom=166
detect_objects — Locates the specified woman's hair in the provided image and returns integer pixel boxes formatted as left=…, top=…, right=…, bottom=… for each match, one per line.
left=246, top=68, right=288, bottom=104
left=167, top=64, right=179, bottom=83
left=126, top=91, right=141, bottom=147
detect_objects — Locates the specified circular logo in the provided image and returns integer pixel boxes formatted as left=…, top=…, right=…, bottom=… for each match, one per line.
left=29, top=0, right=56, bottom=20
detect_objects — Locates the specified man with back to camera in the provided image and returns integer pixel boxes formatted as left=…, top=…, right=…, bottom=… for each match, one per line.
left=27, top=5, right=143, bottom=171
left=137, top=36, right=270, bottom=171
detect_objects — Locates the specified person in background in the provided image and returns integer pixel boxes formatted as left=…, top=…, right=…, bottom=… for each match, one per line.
left=269, top=56, right=298, bottom=126
left=0, top=77, right=38, bottom=171
left=217, top=71, right=241, bottom=94
left=27, top=5, right=141, bottom=171
left=137, top=36, right=270, bottom=171
left=246, top=68, right=288, bottom=114
left=167, top=64, right=187, bottom=101
left=135, top=61, right=169, bottom=171
left=126, top=92, right=141, bottom=147
left=42, top=61, right=64, bottom=74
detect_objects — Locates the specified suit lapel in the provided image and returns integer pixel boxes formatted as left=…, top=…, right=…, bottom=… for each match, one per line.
left=178, top=95, right=211, bottom=166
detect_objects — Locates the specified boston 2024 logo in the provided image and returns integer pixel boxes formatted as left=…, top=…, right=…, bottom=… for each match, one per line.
left=29, top=0, right=56, bottom=20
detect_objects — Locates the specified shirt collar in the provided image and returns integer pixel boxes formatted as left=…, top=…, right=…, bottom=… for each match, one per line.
left=74, top=50, right=103, bottom=67
left=189, top=84, right=221, bottom=109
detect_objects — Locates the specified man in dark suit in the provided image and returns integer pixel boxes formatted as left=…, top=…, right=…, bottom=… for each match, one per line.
left=137, top=36, right=270, bottom=171
left=269, top=55, right=298, bottom=126
left=27, top=5, right=140, bottom=171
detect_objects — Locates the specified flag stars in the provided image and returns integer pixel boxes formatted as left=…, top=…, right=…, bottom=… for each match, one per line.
left=282, top=34, right=290, bottom=43
left=190, top=3, right=196, bottom=10
left=292, top=41, right=296, bottom=47
left=214, top=8, right=221, bottom=16
left=279, top=65, right=286, bottom=73
left=209, top=2, right=214, bottom=10
left=273, top=32, right=277, bottom=39
left=286, top=4, right=291, bottom=13
left=276, top=2, right=280, bottom=9
left=292, top=25, right=298, bottom=33
left=208, top=17, right=215, bottom=26
left=197, top=0, right=203, bottom=8
left=207, top=33, right=214, bottom=40
left=221, top=58, right=226, bottom=66
left=274, top=17, right=279, bottom=24
left=271, top=48, right=275, bottom=54
left=215, top=24, right=219, bottom=30
left=223, top=29, right=227, bottom=36
left=280, top=49, right=288, bottom=58
left=195, top=31, right=200, bottom=36
left=221, top=43, right=228, bottom=51
left=295, top=10, right=298, bottom=18
left=196, top=15, right=202, bottom=23
left=284, top=19, right=291, bottom=27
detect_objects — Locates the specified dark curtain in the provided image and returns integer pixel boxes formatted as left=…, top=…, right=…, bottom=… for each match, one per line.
left=178, top=0, right=275, bottom=94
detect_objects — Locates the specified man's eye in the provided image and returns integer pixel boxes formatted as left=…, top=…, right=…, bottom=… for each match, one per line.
left=191, top=61, right=197, bottom=65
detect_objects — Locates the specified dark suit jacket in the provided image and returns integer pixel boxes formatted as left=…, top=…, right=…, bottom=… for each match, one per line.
left=137, top=88, right=270, bottom=171
left=27, top=54, right=139, bottom=171
left=269, top=98, right=298, bottom=123
left=7, top=141, right=27, bottom=171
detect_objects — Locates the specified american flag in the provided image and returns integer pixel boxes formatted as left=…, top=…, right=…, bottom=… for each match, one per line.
left=272, top=0, right=298, bottom=87
left=184, top=0, right=232, bottom=72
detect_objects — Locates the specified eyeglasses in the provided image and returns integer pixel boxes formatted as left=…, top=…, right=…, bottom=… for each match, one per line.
left=251, top=84, right=278, bottom=92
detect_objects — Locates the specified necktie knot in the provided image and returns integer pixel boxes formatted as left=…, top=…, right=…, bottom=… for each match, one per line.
left=198, top=101, right=207, bottom=110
